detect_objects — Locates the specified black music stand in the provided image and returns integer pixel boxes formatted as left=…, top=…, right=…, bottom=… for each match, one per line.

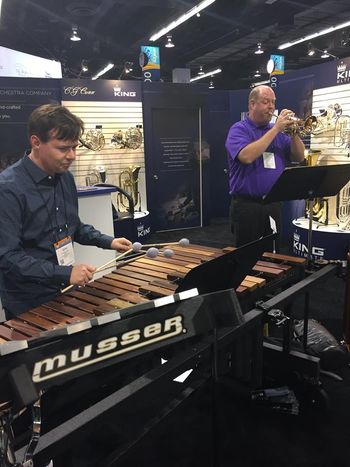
left=176, top=233, right=276, bottom=295
left=263, top=164, right=350, bottom=268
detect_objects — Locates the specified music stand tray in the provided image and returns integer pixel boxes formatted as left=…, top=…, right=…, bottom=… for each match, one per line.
left=176, top=234, right=276, bottom=295
left=263, top=164, right=350, bottom=203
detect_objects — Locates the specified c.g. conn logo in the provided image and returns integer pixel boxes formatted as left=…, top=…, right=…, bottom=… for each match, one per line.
left=64, top=86, right=95, bottom=96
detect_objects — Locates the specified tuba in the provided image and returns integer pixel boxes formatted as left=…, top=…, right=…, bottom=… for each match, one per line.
left=117, top=165, right=141, bottom=211
left=337, top=181, right=350, bottom=230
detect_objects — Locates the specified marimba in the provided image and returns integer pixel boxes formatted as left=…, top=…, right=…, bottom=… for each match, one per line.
left=0, top=244, right=306, bottom=466
left=0, top=244, right=306, bottom=343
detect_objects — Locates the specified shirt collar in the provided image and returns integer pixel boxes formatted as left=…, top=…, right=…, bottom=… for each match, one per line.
left=22, top=151, right=57, bottom=184
left=246, top=115, right=272, bottom=130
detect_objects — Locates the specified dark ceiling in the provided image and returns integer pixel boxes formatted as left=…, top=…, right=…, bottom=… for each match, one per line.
left=1, top=0, right=350, bottom=89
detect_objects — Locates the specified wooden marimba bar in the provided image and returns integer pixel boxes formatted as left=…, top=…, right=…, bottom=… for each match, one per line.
left=0, top=244, right=306, bottom=343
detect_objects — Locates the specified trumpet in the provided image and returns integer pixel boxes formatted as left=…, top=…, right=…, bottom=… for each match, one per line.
left=272, top=113, right=319, bottom=137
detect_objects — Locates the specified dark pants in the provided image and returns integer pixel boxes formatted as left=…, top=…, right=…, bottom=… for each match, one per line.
left=229, top=196, right=282, bottom=250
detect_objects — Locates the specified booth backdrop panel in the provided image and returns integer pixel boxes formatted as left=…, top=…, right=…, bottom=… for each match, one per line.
left=204, top=90, right=231, bottom=218
left=149, top=106, right=201, bottom=231
left=143, top=83, right=208, bottom=232
left=0, top=77, right=60, bottom=171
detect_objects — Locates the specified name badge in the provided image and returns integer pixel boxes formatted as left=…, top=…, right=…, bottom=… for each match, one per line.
left=54, top=236, right=75, bottom=266
left=263, top=152, right=276, bottom=169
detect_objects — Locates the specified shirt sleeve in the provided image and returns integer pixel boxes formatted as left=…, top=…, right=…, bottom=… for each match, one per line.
left=73, top=221, right=114, bottom=249
left=225, top=122, right=253, bottom=161
left=0, top=184, right=72, bottom=287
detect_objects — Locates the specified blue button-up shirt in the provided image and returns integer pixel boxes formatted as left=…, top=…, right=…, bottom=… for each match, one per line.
left=0, top=154, right=114, bottom=317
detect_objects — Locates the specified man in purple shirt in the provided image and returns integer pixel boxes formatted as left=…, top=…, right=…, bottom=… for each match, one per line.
left=225, top=85, right=305, bottom=247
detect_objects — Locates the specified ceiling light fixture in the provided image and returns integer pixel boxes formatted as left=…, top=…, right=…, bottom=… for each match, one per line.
left=251, top=79, right=270, bottom=87
left=341, top=31, right=350, bottom=47
left=254, top=42, right=264, bottom=54
left=165, top=34, right=175, bottom=48
left=81, top=60, right=88, bottom=72
left=208, top=81, right=214, bottom=89
left=70, top=26, right=81, bottom=42
left=124, top=61, right=134, bottom=73
left=190, top=67, right=222, bottom=82
left=198, top=65, right=204, bottom=75
left=149, top=0, right=215, bottom=41
left=306, top=45, right=337, bottom=59
left=278, top=19, right=350, bottom=50
left=307, top=43, right=315, bottom=56
left=91, top=62, right=114, bottom=80
left=254, top=70, right=261, bottom=77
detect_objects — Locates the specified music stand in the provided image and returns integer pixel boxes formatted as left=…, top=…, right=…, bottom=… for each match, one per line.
left=176, top=234, right=276, bottom=295
left=263, top=164, right=350, bottom=268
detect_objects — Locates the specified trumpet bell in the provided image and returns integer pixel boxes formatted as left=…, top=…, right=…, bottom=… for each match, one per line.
left=284, top=115, right=319, bottom=137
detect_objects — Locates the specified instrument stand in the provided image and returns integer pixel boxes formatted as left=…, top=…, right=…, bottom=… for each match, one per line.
left=0, top=398, right=43, bottom=467
left=0, top=403, right=18, bottom=467
left=306, top=196, right=314, bottom=270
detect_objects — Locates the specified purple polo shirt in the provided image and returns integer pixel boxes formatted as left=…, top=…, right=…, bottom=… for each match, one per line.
left=225, top=116, right=291, bottom=198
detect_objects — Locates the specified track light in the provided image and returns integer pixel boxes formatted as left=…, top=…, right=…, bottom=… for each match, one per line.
left=124, top=61, right=133, bottom=73
left=91, top=62, right=114, bottom=80
left=307, top=43, right=315, bottom=56
left=70, top=26, right=81, bottom=42
left=81, top=60, right=88, bottom=72
left=165, top=34, right=175, bottom=48
left=341, top=31, right=350, bottom=47
left=254, top=42, right=264, bottom=54
left=198, top=65, right=204, bottom=75
left=190, top=67, right=222, bottom=82
left=149, top=0, right=216, bottom=41
left=208, top=81, right=214, bottom=89
left=306, top=44, right=337, bottom=59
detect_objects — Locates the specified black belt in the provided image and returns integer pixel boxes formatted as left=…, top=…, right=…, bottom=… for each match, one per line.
left=231, top=194, right=264, bottom=202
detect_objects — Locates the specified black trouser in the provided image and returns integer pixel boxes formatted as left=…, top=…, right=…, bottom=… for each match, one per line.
left=229, top=196, right=282, bottom=250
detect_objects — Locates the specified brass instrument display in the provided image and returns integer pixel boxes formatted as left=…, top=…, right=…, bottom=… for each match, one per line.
left=304, top=150, right=329, bottom=225
left=117, top=165, right=141, bottom=212
left=80, top=125, right=105, bottom=151
left=312, top=103, right=343, bottom=135
left=334, top=114, right=350, bottom=150
left=111, top=125, right=143, bottom=150
left=337, top=181, right=350, bottom=230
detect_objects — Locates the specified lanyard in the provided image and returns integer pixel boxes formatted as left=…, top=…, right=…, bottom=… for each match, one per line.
left=24, top=164, right=69, bottom=243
